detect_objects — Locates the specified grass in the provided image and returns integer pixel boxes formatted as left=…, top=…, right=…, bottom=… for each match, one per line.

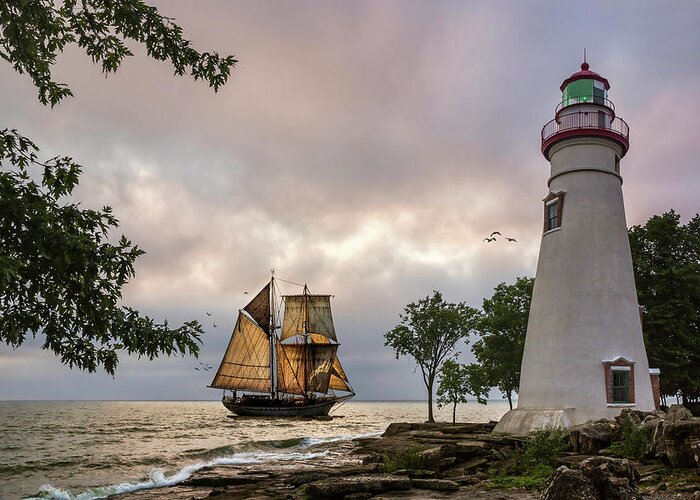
left=380, top=447, right=426, bottom=473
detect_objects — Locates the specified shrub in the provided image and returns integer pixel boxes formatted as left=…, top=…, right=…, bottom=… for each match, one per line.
left=487, top=429, right=567, bottom=490
left=380, top=447, right=425, bottom=472
left=608, top=415, right=648, bottom=460
left=520, top=430, right=567, bottom=469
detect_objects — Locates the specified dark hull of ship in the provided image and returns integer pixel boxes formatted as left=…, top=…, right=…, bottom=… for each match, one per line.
left=222, top=396, right=346, bottom=417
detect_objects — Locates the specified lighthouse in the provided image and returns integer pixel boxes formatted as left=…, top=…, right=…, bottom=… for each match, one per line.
left=494, top=61, right=658, bottom=435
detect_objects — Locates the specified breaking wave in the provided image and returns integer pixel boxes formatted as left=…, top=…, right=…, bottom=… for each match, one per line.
left=28, top=449, right=330, bottom=500
left=24, top=432, right=377, bottom=500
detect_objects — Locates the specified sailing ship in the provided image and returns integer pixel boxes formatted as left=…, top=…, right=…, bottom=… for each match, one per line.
left=208, top=275, right=355, bottom=417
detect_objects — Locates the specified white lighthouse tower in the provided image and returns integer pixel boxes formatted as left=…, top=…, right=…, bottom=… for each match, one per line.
left=495, top=61, right=657, bottom=435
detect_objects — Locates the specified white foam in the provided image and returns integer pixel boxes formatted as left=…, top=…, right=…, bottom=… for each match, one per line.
left=28, top=450, right=330, bottom=500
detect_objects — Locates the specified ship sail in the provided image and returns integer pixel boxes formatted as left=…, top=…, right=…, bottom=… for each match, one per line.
left=276, top=342, right=337, bottom=395
left=329, top=355, right=353, bottom=393
left=211, top=276, right=354, bottom=417
left=281, top=295, right=337, bottom=341
left=209, top=313, right=270, bottom=392
left=243, top=283, right=271, bottom=335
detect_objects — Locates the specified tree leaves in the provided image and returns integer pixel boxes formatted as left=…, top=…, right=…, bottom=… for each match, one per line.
left=629, top=211, right=700, bottom=402
left=0, top=1, right=233, bottom=374
left=469, top=277, right=534, bottom=410
left=0, top=128, right=204, bottom=375
left=385, top=291, right=479, bottom=421
left=0, top=0, right=237, bottom=107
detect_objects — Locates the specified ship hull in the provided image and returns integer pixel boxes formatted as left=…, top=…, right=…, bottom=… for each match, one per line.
left=222, top=396, right=349, bottom=417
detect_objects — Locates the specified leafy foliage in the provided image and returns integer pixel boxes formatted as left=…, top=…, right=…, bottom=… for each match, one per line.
left=437, top=359, right=487, bottom=424
left=488, top=430, right=566, bottom=490
left=0, top=1, right=234, bottom=373
left=0, top=129, right=204, bottom=374
left=385, top=291, right=478, bottom=422
left=0, top=0, right=237, bottom=106
left=470, top=277, right=534, bottom=409
left=518, top=430, right=566, bottom=469
left=607, top=415, right=648, bottom=461
left=629, top=211, right=700, bottom=403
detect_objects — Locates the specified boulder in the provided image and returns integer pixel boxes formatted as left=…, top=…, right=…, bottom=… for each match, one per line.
left=580, top=456, right=641, bottom=499
left=568, top=421, right=615, bottom=454
left=382, top=422, right=424, bottom=437
left=662, top=418, right=700, bottom=467
left=439, top=440, right=489, bottom=460
left=410, top=478, right=460, bottom=491
left=304, top=474, right=411, bottom=499
left=540, top=466, right=597, bottom=500
left=667, top=404, right=694, bottom=424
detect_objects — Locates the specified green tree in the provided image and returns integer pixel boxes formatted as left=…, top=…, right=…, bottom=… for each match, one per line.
left=470, top=277, right=534, bottom=410
left=385, top=291, right=478, bottom=422
left=629, top=211, right=700, bottom=404
left=437, top=359, right=487, bottom=424
left=0, top=1, right=236, bottom=374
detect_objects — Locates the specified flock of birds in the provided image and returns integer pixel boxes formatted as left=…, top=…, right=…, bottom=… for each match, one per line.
left=483, top=231, right=517, bottom=243
left=194, top=290, right=248, bottom=372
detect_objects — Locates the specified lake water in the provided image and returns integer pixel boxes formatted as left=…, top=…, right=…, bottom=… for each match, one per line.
left=0, top=400, right=510, bottom=499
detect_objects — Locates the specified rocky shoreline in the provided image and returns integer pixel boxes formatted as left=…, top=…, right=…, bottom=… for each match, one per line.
left=114, top=407, right=700, bottom=499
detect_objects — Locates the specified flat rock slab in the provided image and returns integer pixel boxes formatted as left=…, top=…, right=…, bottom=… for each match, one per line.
left=410, top=478, right=460, bottom=491
left=305, top=474, right=412, bottom=498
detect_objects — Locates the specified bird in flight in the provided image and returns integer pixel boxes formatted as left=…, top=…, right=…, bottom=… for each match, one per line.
left=205, top=312, right=212, bottom=317
left=213, top=323, right=218, bottom=328
left=506, top=237, right=518, bottom=242
left=483, top=237, right=496, bottom=243
left=490, top=231, right=501, bottom=237
left=243, top=291, right=249, bottom=295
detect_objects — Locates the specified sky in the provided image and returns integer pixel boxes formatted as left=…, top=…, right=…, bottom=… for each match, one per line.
left=1, top=0, right=699, bottom=401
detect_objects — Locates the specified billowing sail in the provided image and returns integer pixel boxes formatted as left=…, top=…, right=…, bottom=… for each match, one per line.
left=329, top=356, right=353, bottom=393
left=244, top=284, right=270, bottom=335
left=277, top=342, right=337, bottom=395
left=209, top=313, right=270, bottom=392
left=281, top=295, right=337, bottom=341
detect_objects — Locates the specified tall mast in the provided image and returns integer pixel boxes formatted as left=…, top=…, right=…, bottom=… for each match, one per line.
left=269, top=271, right=275, bottom=398
left=303, top=284, right=309, bottom=400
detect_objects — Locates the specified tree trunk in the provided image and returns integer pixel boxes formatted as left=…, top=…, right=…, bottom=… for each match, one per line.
left=506, top=391, right=513, bottom=410
left=452, top=401, right=456, bottom=425
left=427, top=379, right=435, bottom=423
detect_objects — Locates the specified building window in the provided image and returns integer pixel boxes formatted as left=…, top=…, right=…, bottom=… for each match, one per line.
left=546, top=202, right=558, bottom=231
left=612, top=369, right=631, bottom=403
left=603, top=357, right=635, bottom=405
left=543, top=192, right=565, bottom=233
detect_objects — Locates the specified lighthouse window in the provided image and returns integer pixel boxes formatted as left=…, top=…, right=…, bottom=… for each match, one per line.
left=543, top=192, right=565, bottom=233
left=604, top=359, right=635, bottom=405
left=612, top=369, right=631, bottom=403
left=546, top=203, right=559, bottom=231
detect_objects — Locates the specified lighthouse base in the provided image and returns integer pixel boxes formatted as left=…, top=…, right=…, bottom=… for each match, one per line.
left=493, top=408, right=585, bottom=436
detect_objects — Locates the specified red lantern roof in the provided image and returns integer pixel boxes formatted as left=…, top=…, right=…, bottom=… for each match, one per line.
left=560, top=62, right=610, bottom=92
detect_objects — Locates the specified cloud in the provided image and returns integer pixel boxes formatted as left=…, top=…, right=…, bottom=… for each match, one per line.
left=1, top=0, right=699, bottom=400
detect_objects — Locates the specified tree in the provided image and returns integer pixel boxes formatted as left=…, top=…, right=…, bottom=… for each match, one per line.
left=629, top=211, right=700, bottom=404
left=385, top=291, right=478, bottom=422
left=470, top=277, right=534, bottom=410
left=436, top=359, right=487, bottom=424
left=0, top=1, right=236, bottom=374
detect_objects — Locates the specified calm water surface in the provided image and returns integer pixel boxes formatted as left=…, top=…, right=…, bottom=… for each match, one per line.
left=0, top=400, right=509, bottom=499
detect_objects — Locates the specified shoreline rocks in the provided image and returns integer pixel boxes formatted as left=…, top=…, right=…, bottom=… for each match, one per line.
left=111, top=416, right=700, bottom=500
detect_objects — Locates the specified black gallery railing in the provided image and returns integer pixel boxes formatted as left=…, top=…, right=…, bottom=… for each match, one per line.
left=542, top=112, right=630, bottom=143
